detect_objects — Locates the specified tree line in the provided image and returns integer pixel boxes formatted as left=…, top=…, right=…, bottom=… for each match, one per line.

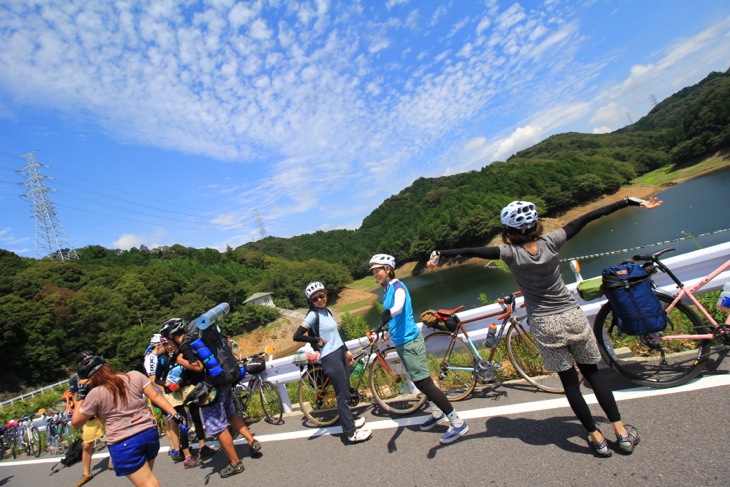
left=1, top=69, right=728, bottom=393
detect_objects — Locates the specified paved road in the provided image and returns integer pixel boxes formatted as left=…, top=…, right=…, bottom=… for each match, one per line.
left=3, top=362, right=729, bottom=487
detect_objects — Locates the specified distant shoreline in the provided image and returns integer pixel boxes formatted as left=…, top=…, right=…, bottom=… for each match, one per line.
left=404, top=155, right=730, bottom=276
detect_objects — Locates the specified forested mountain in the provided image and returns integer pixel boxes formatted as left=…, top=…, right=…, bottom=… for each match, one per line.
left=1, top=70, right=728, bottom=391
left=243, top=69, right=730, bottom=277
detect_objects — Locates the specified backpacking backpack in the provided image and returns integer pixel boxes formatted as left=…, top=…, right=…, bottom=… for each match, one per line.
left=602, top=262, right=668, bottom=335
left=185, top=303, right=242, bottom=387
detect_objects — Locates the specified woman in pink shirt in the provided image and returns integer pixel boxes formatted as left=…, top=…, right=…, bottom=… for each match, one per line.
left=71, top=356, right=185, bottom=487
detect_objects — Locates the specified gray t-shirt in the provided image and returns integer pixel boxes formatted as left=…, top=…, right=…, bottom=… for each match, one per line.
left=499, top=228, right=578, bottom=317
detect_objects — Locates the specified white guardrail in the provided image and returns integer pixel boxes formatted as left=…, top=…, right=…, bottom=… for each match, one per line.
left=259, top=241, right=730, bottom=413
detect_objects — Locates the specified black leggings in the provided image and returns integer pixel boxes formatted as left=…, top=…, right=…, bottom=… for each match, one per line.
left=558, top=363, right=621, bottom=433
left=413, top=377, right=454, bottom=416
left=173, top=405, right=190, bottom=450
left=189, top=404, right=205, bottom=443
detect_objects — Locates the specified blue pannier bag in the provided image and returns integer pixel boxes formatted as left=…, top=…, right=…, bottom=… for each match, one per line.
left=602, top=262, right=668, bottom=336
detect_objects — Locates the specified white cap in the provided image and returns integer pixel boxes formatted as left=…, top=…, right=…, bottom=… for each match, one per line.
left=150, top=333, right=162, bottom=344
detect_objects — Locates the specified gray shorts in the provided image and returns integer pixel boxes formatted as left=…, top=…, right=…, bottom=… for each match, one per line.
left=395, top=333, right=430, bottom=382
left=528, top=307, right=601, bottom=372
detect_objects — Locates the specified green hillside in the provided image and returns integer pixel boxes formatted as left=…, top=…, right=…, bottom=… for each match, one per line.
left=242, top=69, right=730, bottom=277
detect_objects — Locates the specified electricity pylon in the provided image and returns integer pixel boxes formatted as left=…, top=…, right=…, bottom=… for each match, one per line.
left=17, top=151, right=78, bottom=260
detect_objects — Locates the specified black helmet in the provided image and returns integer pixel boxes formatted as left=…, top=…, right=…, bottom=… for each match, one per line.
left=77, top=355, right=105, bottom=380
left=160, top=318, right=186, bottom=338
left=75, top=350, right=94, bottom=364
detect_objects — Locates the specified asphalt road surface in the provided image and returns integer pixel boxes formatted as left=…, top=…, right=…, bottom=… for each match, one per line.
left=2, top=360, right=729, bottom=487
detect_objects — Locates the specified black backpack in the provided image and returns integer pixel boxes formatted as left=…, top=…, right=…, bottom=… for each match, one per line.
left=186, top=305, right=241, bottom=387
left=51, top=437, right=84, bottom=474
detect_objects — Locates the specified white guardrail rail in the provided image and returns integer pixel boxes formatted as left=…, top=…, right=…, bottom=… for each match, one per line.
left=259, top=241, right=730, bottom=413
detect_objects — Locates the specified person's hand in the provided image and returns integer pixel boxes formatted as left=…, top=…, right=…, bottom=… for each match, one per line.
left=640, top=196, right=663, bottom=209
left=76, top=383, right=88, bottom=401
left=427, top=250, right=440, bottom=268
left=170, top=412, right=186, bottom=426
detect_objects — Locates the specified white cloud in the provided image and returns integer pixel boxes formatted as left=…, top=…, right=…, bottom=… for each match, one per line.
left=493, top=125, right=543, bottom=162
left=113, top=229, right=167, bottom=250
left=589, top=102, right=628, bottom=128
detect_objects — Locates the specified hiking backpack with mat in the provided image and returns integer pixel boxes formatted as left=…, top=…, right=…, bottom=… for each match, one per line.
left=602, top=261, right=668, bottom=336
left=185, top=303, right=242, bottom=387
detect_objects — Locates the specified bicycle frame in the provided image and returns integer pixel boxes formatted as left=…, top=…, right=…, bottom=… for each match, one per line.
left=655, top=256, right=730, bottom=340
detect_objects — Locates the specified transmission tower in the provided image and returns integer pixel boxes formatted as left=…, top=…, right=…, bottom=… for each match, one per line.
left=17, top=151, right=78, bottom=260
left=649, top=94, right=658, bottom=107
left=253, top=208, right=268, bottom=239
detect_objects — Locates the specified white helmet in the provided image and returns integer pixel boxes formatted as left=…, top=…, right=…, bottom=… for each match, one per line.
left=304, top=281, right=326, bottom=300
left=500, top=201, right=538, bottom=230
left=369, top=254, right=395, bottom=270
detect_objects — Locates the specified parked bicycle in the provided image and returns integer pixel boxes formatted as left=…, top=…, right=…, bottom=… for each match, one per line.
left=44, top=413, right=73, bottom=455
left=297, top=327, right=427, bottom=427
left=423, top=291, right=564, bottom=401
left=0, top=423, right=16, bottom=460
left=593, top=248, right=730, bottom=388
left=232, top=346, right=284, bottom=425
left=13, top=414, right=41, bottom=458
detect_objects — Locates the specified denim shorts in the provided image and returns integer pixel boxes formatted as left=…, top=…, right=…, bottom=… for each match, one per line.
left=200, top=385, right=236, bottom=436
left=107, top=427, right=159, bottom=477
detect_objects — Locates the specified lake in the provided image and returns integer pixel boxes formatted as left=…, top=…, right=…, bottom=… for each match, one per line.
left=361, top=166, right=730, bottom=320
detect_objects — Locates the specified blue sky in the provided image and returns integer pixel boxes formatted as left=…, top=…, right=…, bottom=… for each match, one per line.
left=1, top=0, right=729, bottom=259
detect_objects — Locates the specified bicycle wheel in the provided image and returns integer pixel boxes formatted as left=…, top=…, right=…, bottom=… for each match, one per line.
left=29, top=426, right=41, bottom=457
left=298, top=366, right=339, bottom=427
left=593, top=291, right=711, bottom=388
left=232, top=386, right=249, bottom=420
left=506, top=321, right=564, bottom=393
left=257, top=380, right=284, bottom=425
left=423, top=332, right=477, bottom=401
left=369, top=347, right=427, bottom=415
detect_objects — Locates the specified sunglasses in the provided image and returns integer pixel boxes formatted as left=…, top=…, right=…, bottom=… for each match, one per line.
left=312, top=293, right=327, bottom=302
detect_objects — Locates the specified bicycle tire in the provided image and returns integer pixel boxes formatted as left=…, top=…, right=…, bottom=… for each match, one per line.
left=506, top=322, right=564, bottom=393
left=29, top=426, right=41, bottom=457
left=11, top=430, right=17, bottom=459
left=593, top=291, right=711, bottom=388
left=232, top=382, right=253, bottom=421
left=259, top=380, right=284, bottom=425
left=423, top=332, right=477, bottom=401
left=298, top=366, right=339, bottom=427
left=369, top=347, right=426, bottom=415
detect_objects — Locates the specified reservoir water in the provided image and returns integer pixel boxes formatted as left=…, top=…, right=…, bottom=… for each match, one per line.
left=362, top=166, right=730, bottom=320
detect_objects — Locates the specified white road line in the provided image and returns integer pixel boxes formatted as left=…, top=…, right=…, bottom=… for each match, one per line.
left=4, top=374, right=730, bottom=467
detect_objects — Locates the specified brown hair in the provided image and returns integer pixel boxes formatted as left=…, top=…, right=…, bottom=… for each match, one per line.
left=89, top=364, right=130, bottom=406
left=501, top=221, right=544, bottom=245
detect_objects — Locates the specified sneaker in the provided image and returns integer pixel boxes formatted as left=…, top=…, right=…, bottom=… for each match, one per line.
left=199, top=445, right=218, bottom=457
left=249, top=439, right=262, bottom=455
left=616, top=424, right=640, bottom=454
left=587, top=430, right=612, bottom=457
left=73, top=474, right=94, bottom=487
left=439, top=422, right=469, bottom=444
left=169, top=449, right=184, bottom=463
left=348, top=428, right=373, bottom=443
left=354, top=417, right=366, bottom=429
left=419, top=413, right=447, bottom=431
left=220, top=460, right=245, bottom=478
left=183, top=455, right=202, bottom=469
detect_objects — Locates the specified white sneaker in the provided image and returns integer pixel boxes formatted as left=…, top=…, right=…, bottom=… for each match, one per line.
left=354, top=417, right=366, bottom=429
left=348, top=428, right=372, bottom=443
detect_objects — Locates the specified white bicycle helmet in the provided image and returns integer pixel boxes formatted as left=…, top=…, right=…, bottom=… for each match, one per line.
left=369, top=254, right=396, bottom=270
left=500, top=201, right=538, bottom=230
left=305, top=281, right=326, bottom=300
